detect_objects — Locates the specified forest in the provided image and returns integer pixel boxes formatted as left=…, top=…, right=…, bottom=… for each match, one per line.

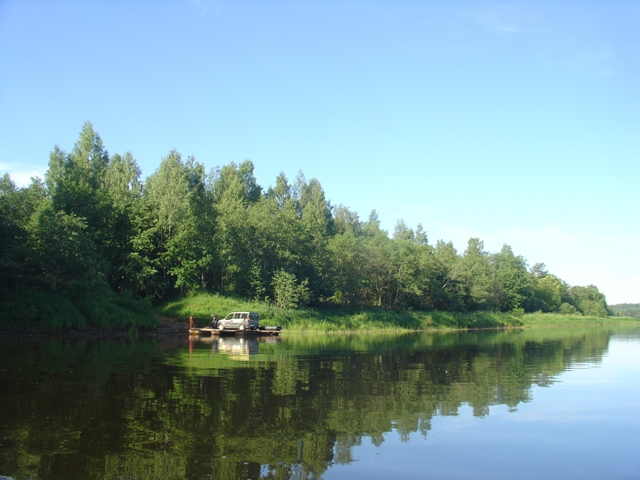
left=0, top=123, right=610, bottom=331
left=609, top=304, right=640, bottom=319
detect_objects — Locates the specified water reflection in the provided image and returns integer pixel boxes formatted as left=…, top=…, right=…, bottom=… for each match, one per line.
left=0, top=328, right=638, bottom=479
left=188, top=335, right=263, bottom=358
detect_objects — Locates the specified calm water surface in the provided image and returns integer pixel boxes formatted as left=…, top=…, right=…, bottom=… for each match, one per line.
left=1, top=327, right=639, bottom=480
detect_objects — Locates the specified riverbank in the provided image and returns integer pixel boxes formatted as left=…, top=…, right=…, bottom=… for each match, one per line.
left=156, top=293, right=640, bottom=333
left=158, top=293, right=520, bottom=331
left=3, top=312, right=637, bottom=337
left=519, top=312, right=640, bottom=328
left=3, top=290, right=637, bottom=336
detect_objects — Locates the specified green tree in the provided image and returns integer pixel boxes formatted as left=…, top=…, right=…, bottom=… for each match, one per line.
left=413, top=235, right=438, bottom=311
left=211, top=161, right=261, bottom=295
left=210, top=160, right=262, bottom=206
left=566, top=285, right=608, bottom=317
left=26, top=199, right=104, bottom=291
left=44, top=122, right=128, bottom=288
left=328, top=228, right=365, bottom=306
left=265, top=171, right=292, bottom=208
left=432, top=240, right=466, bottom=311
left=46, top=122, right=110, bottom=225
left=0, top=175, right=23, bottom=290
left=143, top=151, right=213, bottom=295
left=352, top=212, right=391, bottom=307
left=101, top=152, right=144, bottom=292
left=292, top=173, right=333, bottom=302
left=272, top=268, right=310, bottom=308
left=393, top=219, right=414, bottom=242
left=247, top=193, right=301, bottom=300
left=388, top=221, right=423, bottom=308
left=0, top=175, right=48, bottom=291
left=492, top=244, right=532, bottom=312
left=332, top=204, right=363, bottom=236
left=609, top=303, right=640, bottom=319
left=530, top=275, right=562, bottom=312
left=530, top=262, right=549, bottom=278
left=462, top=238, right=494, bottom=311
left=46, top=122, right=109, bottom=211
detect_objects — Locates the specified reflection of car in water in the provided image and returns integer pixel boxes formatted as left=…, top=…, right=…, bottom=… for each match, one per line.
left=216, top=311, right=259, bottom=332
left=190, top=311, right=281, bottom=337
left=215, top=336, right=259, bottom=357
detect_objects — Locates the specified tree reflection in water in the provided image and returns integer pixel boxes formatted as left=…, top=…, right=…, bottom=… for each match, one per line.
left=0, top=328, right=627, bottom=479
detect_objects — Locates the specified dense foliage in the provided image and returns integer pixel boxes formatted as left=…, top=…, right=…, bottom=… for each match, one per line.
left=0, top=123, right=610, bottom=330
left=609, top=303, right=640, bottom=319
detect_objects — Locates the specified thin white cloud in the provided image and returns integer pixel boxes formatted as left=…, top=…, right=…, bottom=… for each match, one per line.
left=0, top=162, right=46, bottom=187
left=462, top=5, right=538, bottom=35
left=185, top=0, right=214, bottom=16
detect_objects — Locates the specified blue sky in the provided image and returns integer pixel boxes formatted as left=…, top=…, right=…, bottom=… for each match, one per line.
left=1, top=1, right=638, bottom=304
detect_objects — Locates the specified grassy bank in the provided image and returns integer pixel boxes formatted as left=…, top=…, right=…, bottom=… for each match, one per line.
left=157, top=292, right=526, bottom=331
left=4, top=289, right=636, bottom=335
left=519, top=312, right=640, bottom=328
left=158, top=292, right=640, bottom=333
left=0, top=285, right=157, bottom=333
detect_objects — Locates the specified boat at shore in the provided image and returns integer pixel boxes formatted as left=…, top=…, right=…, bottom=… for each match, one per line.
left=189, top=326, right=282, bottom=337
left=189, top=311, right=282, bottom=337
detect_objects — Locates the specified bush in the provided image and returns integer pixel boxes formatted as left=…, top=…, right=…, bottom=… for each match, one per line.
left=559, top=302, right=580, bottom=315
left=272, top=269, right=310, bottom=309
left=0, top=288, right=85, bottom=332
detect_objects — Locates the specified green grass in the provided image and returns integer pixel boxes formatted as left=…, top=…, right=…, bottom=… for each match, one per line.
left=520, top=312, right=640, bottom=328
left=157, top=292, right=640, bottom=333
left=0, top=283, right=157, bottom=333
left=155, top=292, right=528, bottom=332
left=8, top=288, right=635, bottom=334
left=0, top=289, right=86, bottom=332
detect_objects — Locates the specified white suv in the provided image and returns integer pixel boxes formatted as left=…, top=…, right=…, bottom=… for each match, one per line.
left=217, top=312, right=259, bottom=332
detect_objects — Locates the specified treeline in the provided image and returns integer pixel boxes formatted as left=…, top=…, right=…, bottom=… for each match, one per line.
left=609, top=304, right=640, bottom=319
left=0, top=123, right=609, bottom=329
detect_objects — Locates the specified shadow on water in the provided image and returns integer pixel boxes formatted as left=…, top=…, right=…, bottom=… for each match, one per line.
left=0, top=327, right=638, bottom=479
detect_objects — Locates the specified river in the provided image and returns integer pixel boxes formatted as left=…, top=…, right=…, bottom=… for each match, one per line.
left=1, top=327, right=639, bottom=479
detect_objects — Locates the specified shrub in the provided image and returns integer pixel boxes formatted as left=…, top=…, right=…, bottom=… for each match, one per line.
left=559, top=302, right=580, bottom=315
